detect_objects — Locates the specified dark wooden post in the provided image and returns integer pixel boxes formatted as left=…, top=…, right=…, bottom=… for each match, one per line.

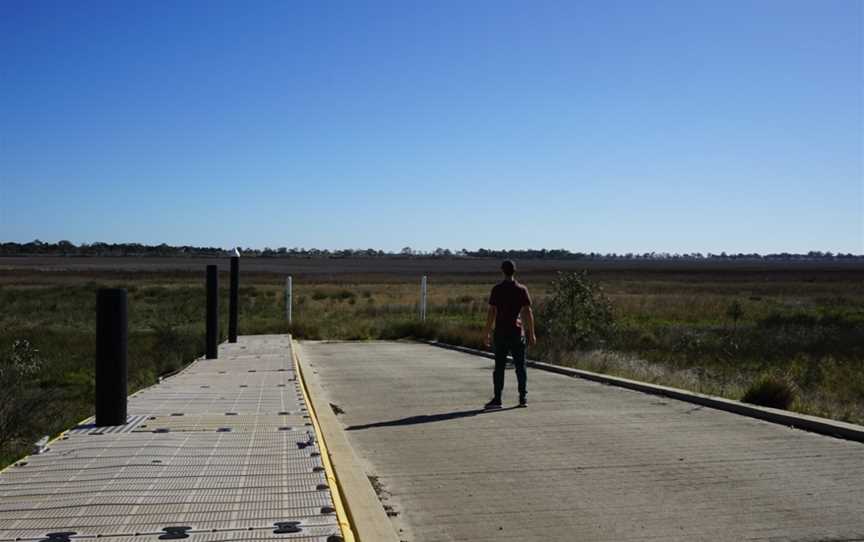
left=95, top=288, right=128, bottom=426
left=229, top=256, right=239, bottom=343
left=206, top=264, right=219, bottom=359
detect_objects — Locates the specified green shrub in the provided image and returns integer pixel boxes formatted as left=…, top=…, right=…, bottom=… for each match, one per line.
left=538, top=270, right=615, bottom=349
left=141, top=286, right=169, bottom=298
left=726, top=300, right=744, bottom=327
left=333, top=289, right=356, bottom=301
left=741, top=374, right=796, bottom=409
left=0, top=340, right=47, bottom=454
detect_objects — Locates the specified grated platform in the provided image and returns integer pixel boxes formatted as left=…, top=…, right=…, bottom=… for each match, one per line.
left=0, top=335, right=341, bottom=542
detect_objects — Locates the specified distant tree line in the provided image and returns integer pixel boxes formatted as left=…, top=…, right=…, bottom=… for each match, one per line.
left=0, top=240, right=224, bottom=257
left=0, top=240, right=860, bottom=261
left=457, top=248, right=863, bottom=261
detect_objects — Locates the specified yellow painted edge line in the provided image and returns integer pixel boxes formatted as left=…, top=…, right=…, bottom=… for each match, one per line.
left=292, top=338, right=357, bottom=542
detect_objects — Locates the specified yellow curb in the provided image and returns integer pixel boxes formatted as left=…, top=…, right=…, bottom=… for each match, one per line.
left=292, top=338, right=400, bottom=542
left=292, top=338, right=356, bottom=542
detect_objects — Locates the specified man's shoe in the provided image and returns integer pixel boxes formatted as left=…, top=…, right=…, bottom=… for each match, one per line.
left=518, top=396, right=527, bottom=408
left=484, top=399, right=502, bottom=410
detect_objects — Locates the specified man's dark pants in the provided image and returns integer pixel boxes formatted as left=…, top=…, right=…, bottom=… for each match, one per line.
left=493, top=333, right=527, bottom=401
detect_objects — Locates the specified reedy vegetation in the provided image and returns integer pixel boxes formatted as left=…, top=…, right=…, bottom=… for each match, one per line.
left=1, top=266, right=862, bottom=467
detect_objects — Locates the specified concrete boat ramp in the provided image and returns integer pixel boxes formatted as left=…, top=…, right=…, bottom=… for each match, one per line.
left=2, top=336, right=863, bottom=542
left=299, top=341, right=864, bottom=542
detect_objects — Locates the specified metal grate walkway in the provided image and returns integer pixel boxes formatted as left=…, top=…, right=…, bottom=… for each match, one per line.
left=0, top=335, right=342, bottom=542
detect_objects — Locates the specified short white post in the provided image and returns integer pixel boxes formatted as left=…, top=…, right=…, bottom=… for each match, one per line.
left=420, top=275, right=427, bottom=321
left=286, top=276, right=293, bottom=325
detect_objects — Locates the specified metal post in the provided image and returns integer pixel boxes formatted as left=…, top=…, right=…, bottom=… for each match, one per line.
left=206, top=264, right=219, bottom=359
left=95, top=288, right=128, bottom=426
left=420, top=275, right=427, bottom=321
left=286, top=276, right=293, bottom=325
left=228, top=256, right=239, bottom=343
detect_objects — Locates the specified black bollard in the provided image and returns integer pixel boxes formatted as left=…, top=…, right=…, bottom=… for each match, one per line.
left=95, top=288, right=128, bottom=426
left=206, top=264, right=219, bottom=359
left=228, top=256, right=239, bottom=343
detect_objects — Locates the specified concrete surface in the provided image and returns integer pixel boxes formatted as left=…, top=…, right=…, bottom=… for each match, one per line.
left=294, top=340, right=401, bottom=542
left=0, top=335, right=342, bottom=541
left=300, top=340, right=864, bottom=542
left=427, top=340, right=864, bottom=442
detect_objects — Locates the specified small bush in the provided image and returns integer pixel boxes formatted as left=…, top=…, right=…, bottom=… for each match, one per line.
left=741, top=374, right=796, bottom=409
left=726, top=300, right=744, bottom=326
left=638, top=331, right=659, bottom=350
left=239, top=286, right=257, bottom=297
left=0, top=340, right=46, bottom=452
left=141, top=286, right=169, bottom=298
left=538, top=270, right=615, bottom=350
left=311, top=291, right=328, bottom=301
left=333, top=290, right=356, bottom=301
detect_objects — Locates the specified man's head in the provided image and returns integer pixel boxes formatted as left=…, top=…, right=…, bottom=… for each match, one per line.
left=501, top=260, right=516, bottom=278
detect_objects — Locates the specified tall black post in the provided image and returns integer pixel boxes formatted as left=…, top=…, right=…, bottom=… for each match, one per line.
left=95, top=288, right=128, bottom=426
left=206, top=264, right=219, bottom=359
left=229, top=256, right=239, bottom=343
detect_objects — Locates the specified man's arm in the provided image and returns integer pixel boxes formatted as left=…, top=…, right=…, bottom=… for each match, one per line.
left=521, top=305, right=537, bottom=346
left=483, top=305, right=497, bottom=348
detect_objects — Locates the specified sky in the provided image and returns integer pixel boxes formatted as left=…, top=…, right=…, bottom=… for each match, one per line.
left=1, top=0, right=862, bottom=254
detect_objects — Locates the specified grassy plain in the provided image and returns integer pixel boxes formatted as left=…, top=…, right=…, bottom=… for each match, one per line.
left=1, top=257, right=862, bottom=466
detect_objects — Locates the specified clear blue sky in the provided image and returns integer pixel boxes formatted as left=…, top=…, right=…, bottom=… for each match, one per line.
left=2, top=0, right=862, bottom=253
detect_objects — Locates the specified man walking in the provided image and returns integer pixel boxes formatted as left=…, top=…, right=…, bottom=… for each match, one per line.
left=483, top=260, right=536, bottom=408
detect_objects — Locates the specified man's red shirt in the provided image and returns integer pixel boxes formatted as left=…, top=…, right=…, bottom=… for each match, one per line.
left=488, top=280, right=532, bottom=337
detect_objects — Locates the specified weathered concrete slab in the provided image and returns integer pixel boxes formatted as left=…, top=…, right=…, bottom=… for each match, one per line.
left=0, top=335, right=342, bottom=542
left=300, top=340, right=864, bottom=542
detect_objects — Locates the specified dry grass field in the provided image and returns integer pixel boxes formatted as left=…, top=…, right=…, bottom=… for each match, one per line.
left=1, top=256, right=862, bottom=467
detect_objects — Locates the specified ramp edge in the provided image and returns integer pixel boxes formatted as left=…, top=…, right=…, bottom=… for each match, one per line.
left=293, top=338, right=401, bottom=542
left=423, top=339, right=864, bottom=444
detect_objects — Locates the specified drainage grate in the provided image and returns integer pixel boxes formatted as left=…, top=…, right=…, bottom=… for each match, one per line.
left=159, top=526, right=192, bottom=540
left=39, top=532, right=77, bottom=542
left=273, top=522, right=302, bottom=534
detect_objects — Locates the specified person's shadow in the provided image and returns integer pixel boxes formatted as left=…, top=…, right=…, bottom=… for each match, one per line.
left=346, top=406, right=518, bottom=431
